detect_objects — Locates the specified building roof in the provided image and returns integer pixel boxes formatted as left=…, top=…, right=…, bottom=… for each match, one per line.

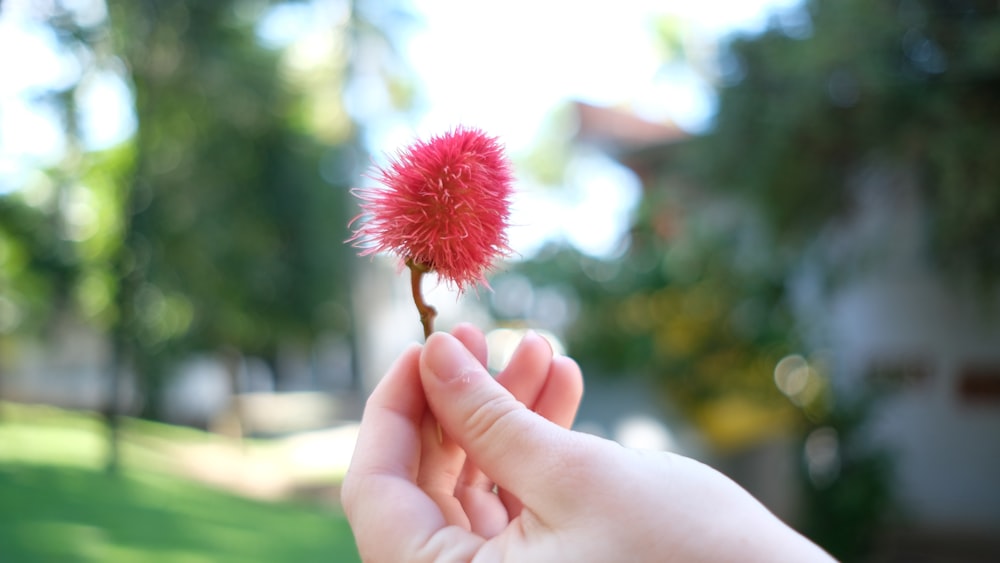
left=573, top=101, right=687, bottom=154
left=572, top=101, right=690, bottom=181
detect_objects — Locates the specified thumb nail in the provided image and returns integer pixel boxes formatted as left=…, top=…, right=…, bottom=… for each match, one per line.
left=424, top=332, right=482, bottom=385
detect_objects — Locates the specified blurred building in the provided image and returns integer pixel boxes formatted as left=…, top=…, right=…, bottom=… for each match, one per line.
left=574, top=101, right=1000, bottom=560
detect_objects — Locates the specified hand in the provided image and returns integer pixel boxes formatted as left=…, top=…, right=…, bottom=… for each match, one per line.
left=342, top=327, right=834, bottom=563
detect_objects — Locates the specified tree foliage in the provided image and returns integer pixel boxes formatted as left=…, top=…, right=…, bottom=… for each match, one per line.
left=509, top=177, right=806, bottom=450
left=102, top=0, right=374, bottom=412
left=511, top=2, right=1000, bottom=556
left=513, top=0, right=1000, bottom=436
left=0, top=196, right=76, bottom=335
left=0, top=0, right=415, bottom=418
left=699, top=0, right=1000, bottom=280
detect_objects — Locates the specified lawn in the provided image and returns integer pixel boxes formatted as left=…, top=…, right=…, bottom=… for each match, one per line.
left=0, top=403, right=360, bottom=562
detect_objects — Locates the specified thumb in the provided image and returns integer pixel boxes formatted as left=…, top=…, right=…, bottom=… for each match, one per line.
left=420, top=332, right=576, bottom=503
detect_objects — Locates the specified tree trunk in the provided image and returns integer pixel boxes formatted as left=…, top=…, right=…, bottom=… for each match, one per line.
left=220, top=346, right=246, bottom=443
left=104, top=327, right=125, bottom=474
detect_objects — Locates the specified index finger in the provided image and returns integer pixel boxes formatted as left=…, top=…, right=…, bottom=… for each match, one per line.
left=341, top=344, right=448, bottom=561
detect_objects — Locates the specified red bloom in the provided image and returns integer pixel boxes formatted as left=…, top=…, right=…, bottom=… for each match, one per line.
left=348, top=126, right=514, bottom=293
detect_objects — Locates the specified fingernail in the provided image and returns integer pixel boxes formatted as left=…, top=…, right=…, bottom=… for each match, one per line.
left=426, top=333, right=478, bottom=384
left=522, top=329, right=552, bottom=355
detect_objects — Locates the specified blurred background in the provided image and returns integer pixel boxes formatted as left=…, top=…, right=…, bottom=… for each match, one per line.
left=1, top=0, right=999, bottom=561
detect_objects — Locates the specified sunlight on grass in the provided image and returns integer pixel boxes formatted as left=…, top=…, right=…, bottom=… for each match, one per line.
left=0, top=404, right=108, bottom=469
left=0, top=402, right=360, bottom=562
left=0, top=401, right=359, bottom=495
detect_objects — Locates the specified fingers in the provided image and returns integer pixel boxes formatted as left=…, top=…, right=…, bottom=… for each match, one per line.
left=449, top=327, right=582, bottom=427
left=420, top=332, right=581, bottom=508
left=344, top=329, right=588, bottom=561
left=417, top=409, right=471, bottom=530
left=535, top=355, right=584, bottom=429
left=494, top=331, right=553, bottom=411
left=341, top=345, right=450, bottom=562
left=451, top=330, right=556, bottom=537
left=495, top=350, right=583, bottom=518
left=422, top=324, right=504, bottom=535
left=450, top=323, right=488, bottom=368
left=494, top=331, right=584, bottom=430
left=417, top=323, right=492, bottom=532
left=344, top=345, right=425, bottom=484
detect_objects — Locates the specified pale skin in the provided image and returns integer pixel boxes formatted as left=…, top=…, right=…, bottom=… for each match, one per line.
left=341, top=325, right=836, bottom=563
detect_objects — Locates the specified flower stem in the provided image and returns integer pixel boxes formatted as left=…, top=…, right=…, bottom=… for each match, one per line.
left=407, top=259, right=443, bottom=443
left=407, top=259, right=437, bottom=340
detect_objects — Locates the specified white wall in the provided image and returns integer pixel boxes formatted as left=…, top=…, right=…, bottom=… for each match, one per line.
left=829, top=272, right=1000, bottom=532
left=791, top=163, right=1000, bottom=533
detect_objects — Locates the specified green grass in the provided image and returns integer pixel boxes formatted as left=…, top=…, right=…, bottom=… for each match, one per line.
left=0, top=403, right=360, bottom=562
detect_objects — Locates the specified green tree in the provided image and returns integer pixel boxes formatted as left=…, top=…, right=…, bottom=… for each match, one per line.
left=514, top=1, right=1000, bottom=558
left=0, top=0, right=121, bottom=420
left=0, top=197, right=78, bottom=412
left=692, top=3, right=1000, bottom=557
left=106, top=0, right=365, bottom=421
left=699, top=0, right=1000, bottom=281
left=1, top=0, right=415, bottom=470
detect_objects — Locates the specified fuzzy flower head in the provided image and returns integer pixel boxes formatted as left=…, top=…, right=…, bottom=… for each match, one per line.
left=349, top=126, right=514, bottom=293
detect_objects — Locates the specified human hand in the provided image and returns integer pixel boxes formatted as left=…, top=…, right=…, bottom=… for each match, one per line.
left=342, top=323, right=583, bottom=560
left=342, top=328, right=834, bottom=562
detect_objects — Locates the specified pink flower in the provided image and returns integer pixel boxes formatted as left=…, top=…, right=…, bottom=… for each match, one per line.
left=348, top=126, right=514, bottom=293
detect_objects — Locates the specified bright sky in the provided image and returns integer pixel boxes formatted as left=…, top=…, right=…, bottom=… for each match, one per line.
left=405, top=0, right=800, bottom=144
left=0, top=0, right=801, bottom=257
left=399, top=0, right=801, bottom=258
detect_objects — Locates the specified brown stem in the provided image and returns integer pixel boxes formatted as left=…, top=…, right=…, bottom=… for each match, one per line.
left=407, top=259, right=437, bottom=340
left=407, top=259, right=442, bottom=443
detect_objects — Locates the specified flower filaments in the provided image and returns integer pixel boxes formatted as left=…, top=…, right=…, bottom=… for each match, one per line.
left=348, top=126, right=514, bottom=337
